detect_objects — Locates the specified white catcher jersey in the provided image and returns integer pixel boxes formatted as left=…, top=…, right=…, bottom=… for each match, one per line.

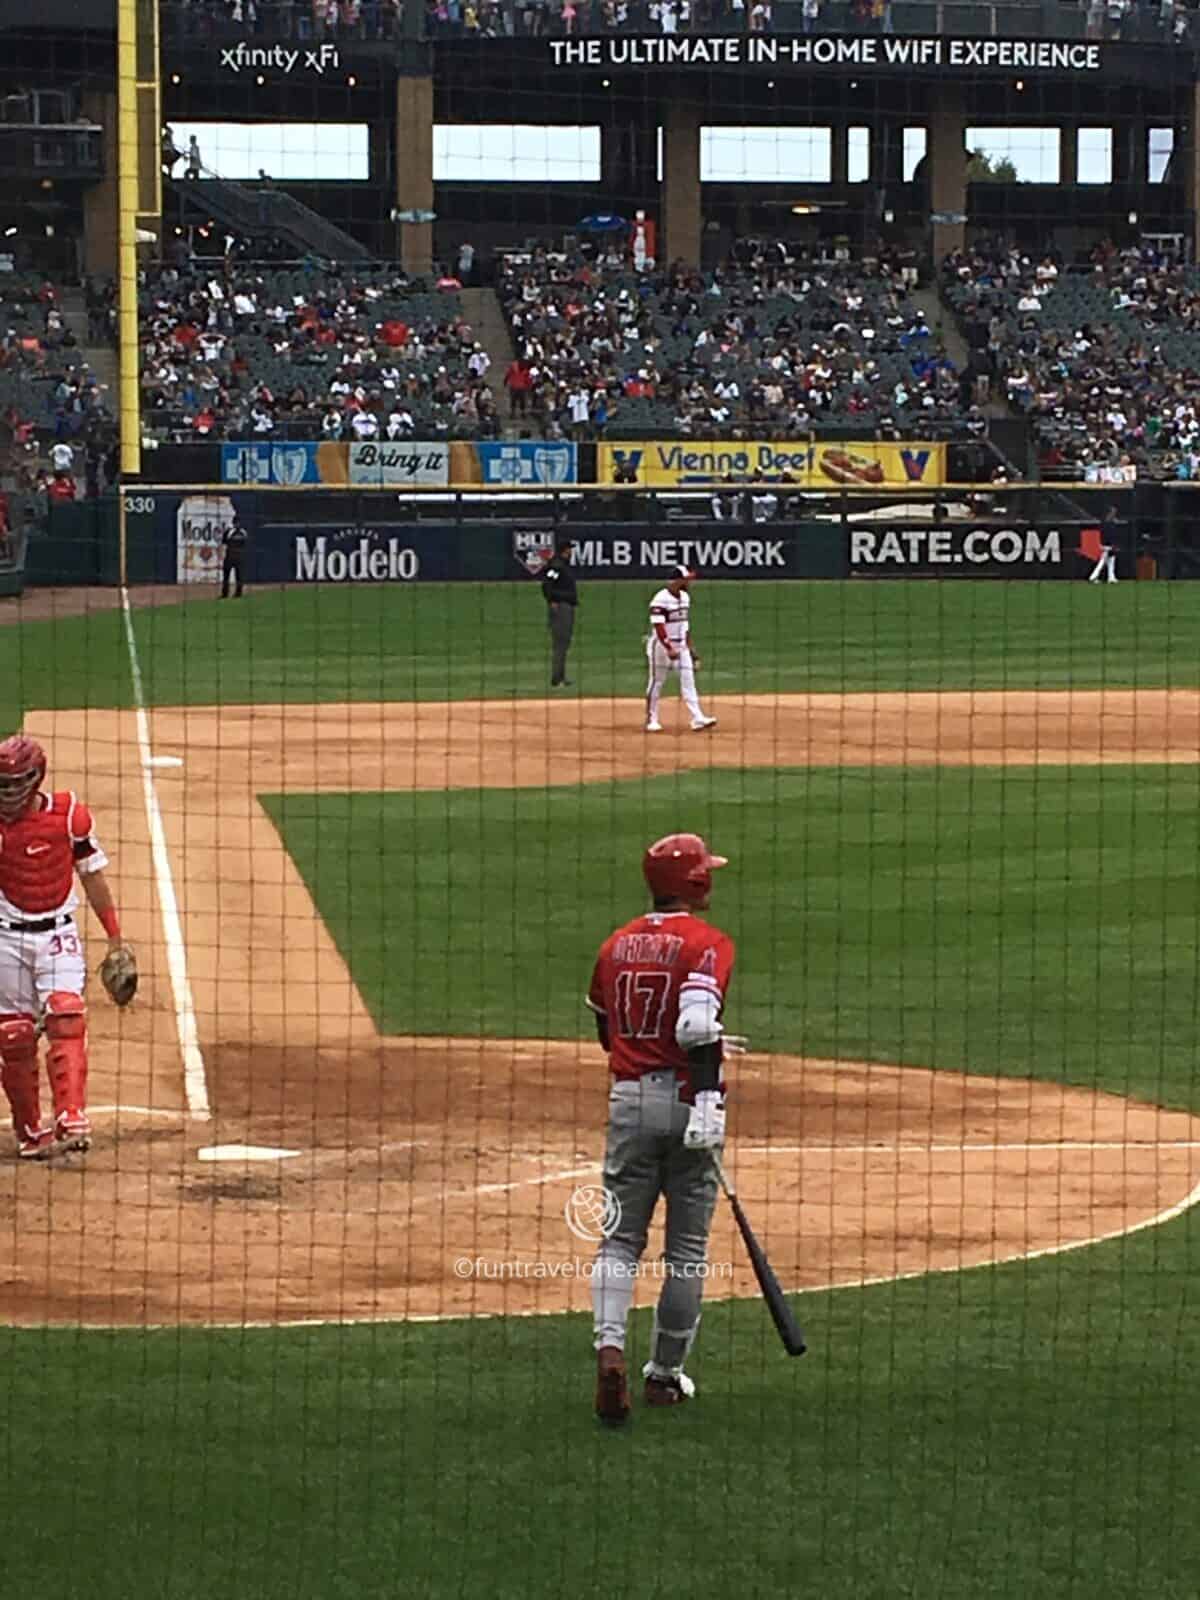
left=648, top=587, right=690, bottom=648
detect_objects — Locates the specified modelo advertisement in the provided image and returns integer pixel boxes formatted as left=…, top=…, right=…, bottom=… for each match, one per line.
left=257, top=522, right=509, bottom=584
left=847, top=522, right=1094, bottom=578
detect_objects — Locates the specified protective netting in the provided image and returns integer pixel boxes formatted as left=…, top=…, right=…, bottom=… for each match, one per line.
left=0, top=4, right=1198, bottom=1595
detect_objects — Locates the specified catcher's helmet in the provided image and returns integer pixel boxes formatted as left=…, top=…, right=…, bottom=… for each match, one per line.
left=0, top=735, right=46, bottom=822
left=642, top=833, right=727, bottom=906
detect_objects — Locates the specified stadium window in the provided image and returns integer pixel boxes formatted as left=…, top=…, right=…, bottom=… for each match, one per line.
left=701, top=128, right=832, bottom=185
left=847, top=127, right=870, bottom=185
left=1077, top=128, right=1113, bottom=185
left=902, top=128, right=926, bottom=182
left=168, top=122, right=368, bottom=181
left=1148, top=128, right=1175, bottom=184
left=963, top=128, right=1060, bottom=183
left=433, top=126, right=600, bottom=183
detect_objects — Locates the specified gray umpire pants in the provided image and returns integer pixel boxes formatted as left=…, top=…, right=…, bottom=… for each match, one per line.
left=592, top=1071, right=721, bottom=1370
left=548, top=604, right=575, bottom=684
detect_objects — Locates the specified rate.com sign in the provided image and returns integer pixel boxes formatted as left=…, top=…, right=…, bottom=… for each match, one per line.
left=848, top=524, right=1076, bottom=578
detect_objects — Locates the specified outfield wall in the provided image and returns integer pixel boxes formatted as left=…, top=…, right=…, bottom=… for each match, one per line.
left=117, top=489, right=1117, bottom=585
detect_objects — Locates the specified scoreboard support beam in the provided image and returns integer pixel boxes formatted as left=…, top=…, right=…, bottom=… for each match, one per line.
left=662, top=97, right=701, bottom=270
left=929, top=89, right=967, bottom=263
left=397, top=76, right=435, bottom=277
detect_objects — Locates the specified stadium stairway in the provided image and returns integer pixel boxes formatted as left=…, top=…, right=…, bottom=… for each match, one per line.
left=165, top=175, right=374, bottom=264
left=920, top=280, right=1009, bottom=422
left=459, top=286, right=516, bottom=430
left=58, top=287, right=119, bottom=411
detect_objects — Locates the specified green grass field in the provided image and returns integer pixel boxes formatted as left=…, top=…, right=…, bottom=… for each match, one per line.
left=4, top=582, right=1200, bottom=1599
left=4, top=580, right=1200, bottom=730
left=263, top=765, right=1200, bottom=1113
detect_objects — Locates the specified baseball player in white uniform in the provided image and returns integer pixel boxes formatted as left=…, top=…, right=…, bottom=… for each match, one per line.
left=645, top=568, right=717, bottom=734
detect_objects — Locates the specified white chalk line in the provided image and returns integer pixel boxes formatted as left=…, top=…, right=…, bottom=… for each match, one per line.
left=89, top=1104, right=186, bottom=1119
left=738, top=1140, right=1200, bottom=1154
left=120, top=588, right=209, bottom=1121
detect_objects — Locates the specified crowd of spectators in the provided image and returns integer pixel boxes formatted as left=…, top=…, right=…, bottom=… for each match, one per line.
left=138, top=261, right=500, bottom=442
left=0, top=275, right=114, bottom=502
left=498, top=238, right=966, bottom=440
left=944, top=237, right=1200, bottom=481
left=161, top=0, right=409, bottom=38
left=157, top=0, right=1200, bottom=40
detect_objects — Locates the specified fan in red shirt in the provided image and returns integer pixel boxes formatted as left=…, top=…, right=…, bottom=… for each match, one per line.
left=585, top=832, right=744, bottom=1425
left=0, top=735, right=131, bottom=1159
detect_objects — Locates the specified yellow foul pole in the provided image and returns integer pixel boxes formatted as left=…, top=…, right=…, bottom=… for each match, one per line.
left=117, top=0, right=141, bottom=482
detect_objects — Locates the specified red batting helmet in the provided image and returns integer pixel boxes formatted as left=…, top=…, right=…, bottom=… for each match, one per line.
left=643, top=833, right=728, bottom=905
left=0, top=735, right=46, bottom=822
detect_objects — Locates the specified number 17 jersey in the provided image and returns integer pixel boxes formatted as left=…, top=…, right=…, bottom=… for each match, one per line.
left=587, top=909, right=736, bottom=1094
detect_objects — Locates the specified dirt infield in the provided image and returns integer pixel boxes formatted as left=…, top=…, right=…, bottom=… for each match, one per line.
left=3, top=689, right=1200, bottom=1327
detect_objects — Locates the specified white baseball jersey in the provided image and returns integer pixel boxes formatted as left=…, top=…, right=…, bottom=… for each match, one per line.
left=649, top=587, right=690, bottom=649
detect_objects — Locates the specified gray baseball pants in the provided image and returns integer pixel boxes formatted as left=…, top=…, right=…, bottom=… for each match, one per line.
left=591, top=1070, right=721, bottom=1373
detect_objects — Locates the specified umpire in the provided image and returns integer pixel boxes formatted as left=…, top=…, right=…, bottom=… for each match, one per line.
left=542, top=537, right=578, bottom=688
left=221, top=515, right=248, bottom=599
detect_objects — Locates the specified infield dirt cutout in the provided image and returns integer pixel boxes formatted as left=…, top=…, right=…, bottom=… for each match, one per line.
left=4, top=688, right=1200, bottom=1327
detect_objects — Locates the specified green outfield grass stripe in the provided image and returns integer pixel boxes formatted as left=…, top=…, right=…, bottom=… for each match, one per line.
left=8, top=580, right=1200, bottom=717
left=263, top=763, right=1200, bottom=1113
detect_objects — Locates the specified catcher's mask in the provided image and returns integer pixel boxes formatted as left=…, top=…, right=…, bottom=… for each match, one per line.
left=0, top=735, right=46, bottom=823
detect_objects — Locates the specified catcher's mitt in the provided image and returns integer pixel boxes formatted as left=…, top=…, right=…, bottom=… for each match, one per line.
left=99, top=941, right=138, bottom=1007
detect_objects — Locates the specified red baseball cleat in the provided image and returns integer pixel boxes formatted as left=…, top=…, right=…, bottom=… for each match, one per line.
left=55, top=1108, right=92, bottom=1153
left=595, top=1346, right=631, bottom=1428
left=17, top=1124, right=55, bottom=1161
left=642, top=1365, right=697, bottom=1406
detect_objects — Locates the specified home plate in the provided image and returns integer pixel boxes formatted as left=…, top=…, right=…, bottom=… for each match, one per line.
left=145, top=755, right=184, bottom=768
left=198, top=1144, right=301, bottom=1163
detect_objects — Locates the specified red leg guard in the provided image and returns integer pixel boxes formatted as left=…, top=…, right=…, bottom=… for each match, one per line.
left=0, top=1013, right=42, bottom=1137
left=43, top=992, right=87, bottom=1121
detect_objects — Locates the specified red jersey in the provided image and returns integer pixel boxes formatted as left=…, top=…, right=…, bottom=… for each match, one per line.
left=0, top=791, right=108, bottom=919
left=588, top=910, right=735, bottom=1097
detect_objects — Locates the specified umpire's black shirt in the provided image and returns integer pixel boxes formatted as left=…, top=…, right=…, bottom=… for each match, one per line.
left=541, top=554, right=577, bottom=606
left=223, top=522, right=248, bottom=556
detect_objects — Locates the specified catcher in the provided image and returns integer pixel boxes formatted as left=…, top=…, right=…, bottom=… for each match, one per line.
left=0, top=735, right=137, bottom=1159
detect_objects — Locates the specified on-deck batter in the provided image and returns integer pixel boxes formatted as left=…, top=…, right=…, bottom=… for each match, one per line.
left=0, top=735, right=129, bottom=1159
left=644, top=567, right=718, bottom=734
left=586, top=832, right=739, bottom=1425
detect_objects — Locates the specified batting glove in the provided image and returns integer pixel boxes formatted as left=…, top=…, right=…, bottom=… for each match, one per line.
left=684, top=1090, right=726, bottom=1151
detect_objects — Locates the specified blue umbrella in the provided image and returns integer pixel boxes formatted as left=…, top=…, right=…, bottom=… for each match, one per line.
left=578, top=213, right=628, bottom=232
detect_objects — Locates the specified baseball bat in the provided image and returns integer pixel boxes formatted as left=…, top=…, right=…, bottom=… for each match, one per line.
left=713, top=1152, right=807, bottom=1357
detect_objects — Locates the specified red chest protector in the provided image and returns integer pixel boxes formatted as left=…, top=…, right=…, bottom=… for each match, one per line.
left=0, top=792, right=92, bottom=915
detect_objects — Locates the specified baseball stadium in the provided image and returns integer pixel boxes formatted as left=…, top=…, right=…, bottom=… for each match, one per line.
left=2, top=0, right=1200, bottom=1594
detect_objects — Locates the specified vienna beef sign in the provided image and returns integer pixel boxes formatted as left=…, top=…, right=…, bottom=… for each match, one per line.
left=547, top=35, right=1103, bottom=74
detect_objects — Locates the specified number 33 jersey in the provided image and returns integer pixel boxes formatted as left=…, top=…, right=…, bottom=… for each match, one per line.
left=588, top=909, right=736, bottom=1095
